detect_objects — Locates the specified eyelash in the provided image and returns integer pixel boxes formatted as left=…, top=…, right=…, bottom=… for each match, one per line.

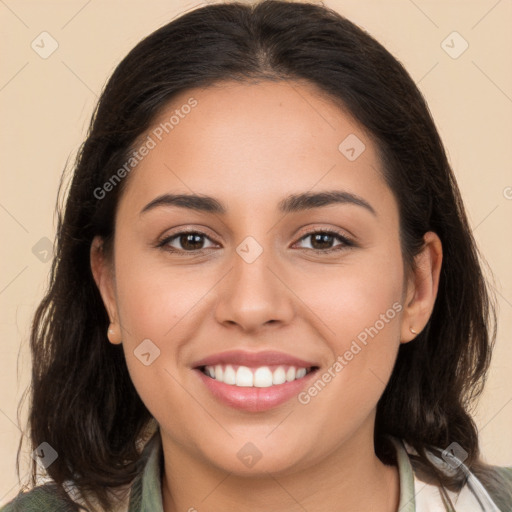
left=156, top=228, right=355, bottom=255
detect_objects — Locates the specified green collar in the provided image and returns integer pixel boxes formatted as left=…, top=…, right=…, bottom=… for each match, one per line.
left=128, top=432, right=417, bottom=511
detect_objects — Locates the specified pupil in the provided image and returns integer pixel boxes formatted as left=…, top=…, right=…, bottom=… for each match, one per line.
left=312, top=233, right=333, bottom=249
left=181, top=233, right=203, bottom=250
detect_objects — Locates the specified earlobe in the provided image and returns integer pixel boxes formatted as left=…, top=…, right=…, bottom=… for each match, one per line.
left=90, top=236, right=122, bottom=344
left=400, top=231, right=443, bottom=343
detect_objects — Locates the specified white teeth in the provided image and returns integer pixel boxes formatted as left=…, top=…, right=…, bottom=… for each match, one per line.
left=296, top=368, right=307, bottom=379
left=254, top=367, right=273, bottom=387
left=223, top=365, right=236, bottom=385
left=203, top=364, right=311, bottom=387
left=272, top=366, right=287, bottom=385
left=214, top=364, right=223, bottom=381
left=236, top=366, right=254, bottom=387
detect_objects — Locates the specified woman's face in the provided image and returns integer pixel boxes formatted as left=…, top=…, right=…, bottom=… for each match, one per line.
left=93, top=80, right=436, bottom=475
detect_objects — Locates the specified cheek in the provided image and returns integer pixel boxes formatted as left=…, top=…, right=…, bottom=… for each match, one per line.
left=113, top=249, right=207, bottom=341
left=295, top=246, right=404, bottom=412
left=112, top=253, right=208, bottom=435
left=302, top=246, right=404, bottom=346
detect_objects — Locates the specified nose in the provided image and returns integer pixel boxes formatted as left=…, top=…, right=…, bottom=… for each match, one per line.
left=214, top=244, right=295, bottom=333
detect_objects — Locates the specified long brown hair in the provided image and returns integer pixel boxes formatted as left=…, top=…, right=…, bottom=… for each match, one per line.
left=17, top=0, right=510, bottom=509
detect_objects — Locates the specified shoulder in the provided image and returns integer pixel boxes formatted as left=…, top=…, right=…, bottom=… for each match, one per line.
left=486, top=464, right=512, bottom=508
left=391, top=436, right=512, bottom=510
left=491, top=464, right=512, bottom=485
left=2, top=426, right=160, bottom=512
left=0, top=483, right=80, bottom=512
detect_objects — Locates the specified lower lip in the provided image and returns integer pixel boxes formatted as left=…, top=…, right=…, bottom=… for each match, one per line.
left=195, top=369, right=318, bottom=412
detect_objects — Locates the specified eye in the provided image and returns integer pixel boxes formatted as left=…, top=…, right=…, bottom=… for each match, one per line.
left=157, top=228, right=355, bottom=255
left=294, top=229, right=354, bottom=253
left=158, top=231, right=218, bottom=252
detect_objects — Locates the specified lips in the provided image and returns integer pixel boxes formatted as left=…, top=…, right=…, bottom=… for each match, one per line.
left=192, top=350, right=320, bottom=412
left=192, top=349, right=319, bottom=369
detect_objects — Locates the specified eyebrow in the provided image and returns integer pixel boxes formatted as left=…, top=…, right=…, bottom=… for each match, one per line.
left=140, top=190, right=377, bottom=217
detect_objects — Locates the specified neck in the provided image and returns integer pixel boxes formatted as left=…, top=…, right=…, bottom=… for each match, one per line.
left=160, top=425, right=400, bottom=512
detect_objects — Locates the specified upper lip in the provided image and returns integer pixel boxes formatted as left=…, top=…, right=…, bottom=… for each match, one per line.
left=192, top=350, right=319, bottom=369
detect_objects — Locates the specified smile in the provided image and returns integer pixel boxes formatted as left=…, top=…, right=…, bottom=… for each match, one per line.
left=200, top=364, right=315, bottom=387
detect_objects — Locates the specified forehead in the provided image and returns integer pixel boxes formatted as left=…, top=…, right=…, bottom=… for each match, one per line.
left=119, top=80, right=393, bottom=216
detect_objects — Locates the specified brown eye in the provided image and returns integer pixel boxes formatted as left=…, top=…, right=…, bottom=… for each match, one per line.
left=159, top=231, right=217, bottom=253
left=295, top=230, right=354, bottom=253
left=310, top=233, right=336, bottom=250
left=178, top=233, right=207, bottom=251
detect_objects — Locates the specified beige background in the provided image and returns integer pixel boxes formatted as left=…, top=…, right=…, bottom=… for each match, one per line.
left=1, top=0, right=511, bottom=505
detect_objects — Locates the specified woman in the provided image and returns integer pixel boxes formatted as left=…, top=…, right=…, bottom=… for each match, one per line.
left=3, top=1, right=511, bottom=511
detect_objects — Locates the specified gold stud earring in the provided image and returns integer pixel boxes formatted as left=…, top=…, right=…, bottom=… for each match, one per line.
left=410, top=327, right=418, bottom=335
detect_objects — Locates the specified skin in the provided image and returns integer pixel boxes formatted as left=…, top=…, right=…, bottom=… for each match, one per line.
left=91, top=80, right=442, bottom=512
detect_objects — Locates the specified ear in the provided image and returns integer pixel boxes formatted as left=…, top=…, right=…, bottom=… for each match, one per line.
left=90, top=235, right=122, bottom=344
left=400, top=231, right=443, bottom=343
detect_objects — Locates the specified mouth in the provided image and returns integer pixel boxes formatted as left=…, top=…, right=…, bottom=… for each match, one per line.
left=198, top=364, right=318, bottom=387
left=192, top=350, right=320, bottom=412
